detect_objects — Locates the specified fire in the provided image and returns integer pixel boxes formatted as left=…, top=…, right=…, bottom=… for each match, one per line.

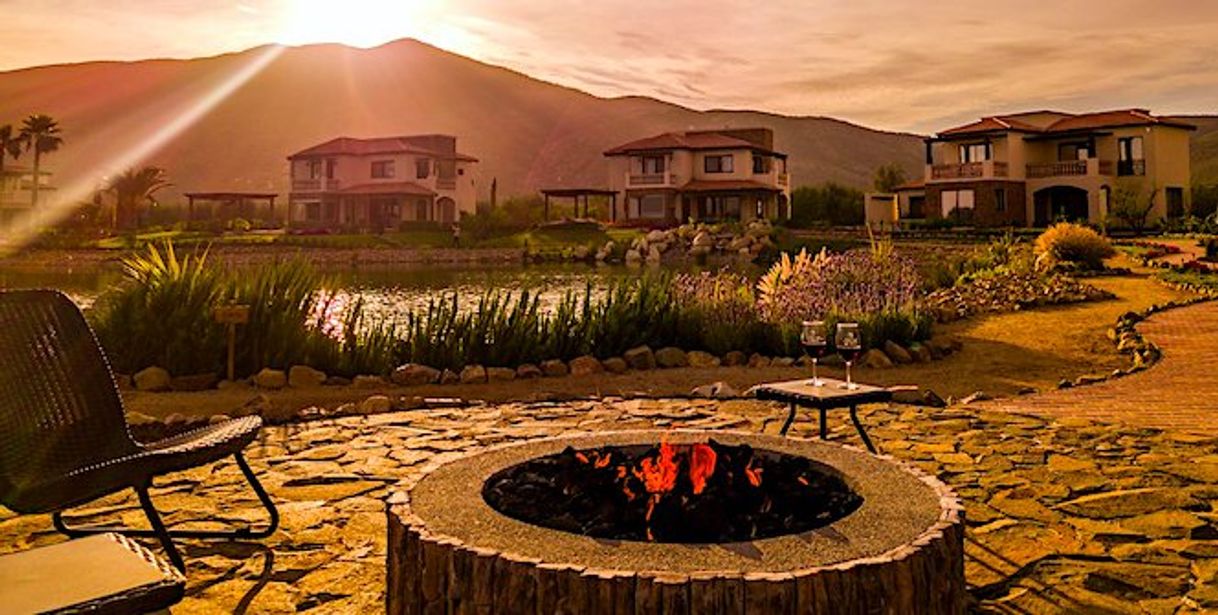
left=634, top=438, right=678, bottom=494
left=744, top=457, right=763, bottom=487
left=689, top=444, right=717, bottom=495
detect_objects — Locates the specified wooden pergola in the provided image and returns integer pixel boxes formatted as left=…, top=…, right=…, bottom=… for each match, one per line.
left=184, top=192, right=279, bottom=222
left=539, top=188, right=618, bottom=222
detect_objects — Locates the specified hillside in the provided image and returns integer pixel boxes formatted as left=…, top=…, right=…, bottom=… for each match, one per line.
left=1177, top=115, right=1218, bottom=186
left=0, top=40, right=924, bottom=206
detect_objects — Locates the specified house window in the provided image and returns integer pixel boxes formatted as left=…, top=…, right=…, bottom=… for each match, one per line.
left=305, top=202, right=321, bottom=221
left=371, top=160, right=395, bottom=179
left=959, top=143, right=991, bottom=163
left=1118, top=137, right=1145, bottom=176
left=1058, top=142, right=1092, bottom=161
left=995, top=188, right=1006, bottom=212
left=416, top=159, right=430, bottom=179
left=639, top=194, right=666, bottom=218
left=307, top=160, right=322, bottom=179
left=325, top=159, right=336, bottom=179
left=704, top=155, right=734, bottom=174
left=414, top=199, right=430, bottom=221
left=1167, top=187, right=1185, bottom=218
left=752, top=155, right=770, bottom=174
left=941, top=189, right=975, bottom=221
left=641, top=156, right=665, bottom=174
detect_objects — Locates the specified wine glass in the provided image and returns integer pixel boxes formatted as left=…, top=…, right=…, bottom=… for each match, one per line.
left=800, top=320, right=828, bottom=387
left=835, top=323, right=862, bottom=390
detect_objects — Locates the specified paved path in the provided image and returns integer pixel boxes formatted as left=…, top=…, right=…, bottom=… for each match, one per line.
left=984, top=300, right=1218, bottom=432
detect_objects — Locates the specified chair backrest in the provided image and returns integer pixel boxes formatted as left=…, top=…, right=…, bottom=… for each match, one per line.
left=0, top=290, right=139, bottom=512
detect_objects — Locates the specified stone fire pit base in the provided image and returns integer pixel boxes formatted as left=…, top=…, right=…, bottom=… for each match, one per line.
left=387, top=430, right=965, bottom=614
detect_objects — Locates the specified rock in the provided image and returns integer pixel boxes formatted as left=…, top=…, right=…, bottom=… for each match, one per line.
left=645, top=229, right=667, bottom=243
left=516, top=364, right=543, bottom=379
left=690, top=381, right=739, bottom=399
left=568, top=355, right=603, bottom=376
left=352, top=375, right=385, bottom=388
left=332, top=402, right=357, bottom=417
left=687, top=351, right=720, bottom=368
left=208, top=414, right=232, bottom=425
left=357, top=395, right=392, bottom=415
left=747, top=353, right=771, bottom=368
left=253, top=368, right=287, bottom=390
left=688, top=245, right=711, bottom=257
left=602, top=357, right=629, bottom=374
left=624, top=249, right=642, bottom=264
left=654, top=347, right=688, bottom=368
left=323, top=376, right=351, bottom=386
left=723, top=351, right=747, bottom=366
left=486, top=367, right=516, bottom=382
left=540, top=359, right=569, bottom=377
left=573, top=245, right=591, bottom=260
left=908, top=343, right=933, bottom=363
left=1055, top=488, right=1201, bottom=519
left=624, top=346, right=657, bottom=370
left=1121, top=510, right=1207, bottom=539
left=125, top=411, right=158, bottom=426
left=390, top=363, right=440, bottom=386
left=133, top=366, right=171, bottom=392
left=163, top=413, right=188, bottom=428
left=882, top=341, right=913, bottom=364
left=459, top=365, right=487, bottom=384
left=440, top=369, right=460, bottom=385
left=691, top=232, right=714, bottom=247
left=772, top=357, right=795, bottom=367
left=288, top=365, right=327, bottom=388
left=959, top=391, right=990, bottom=405
left=170, top=372, right=219, bottom=392
left=926, top=338, right=957, bottom=357
left=646, top=246, right=662, bottom=262
left=113, top=374, right=133, bottom=390
left=858, top=349, right=894, bottom=369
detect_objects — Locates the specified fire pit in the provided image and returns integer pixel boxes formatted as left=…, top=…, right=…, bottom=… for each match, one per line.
left=387, top=430, right=965, bottom=614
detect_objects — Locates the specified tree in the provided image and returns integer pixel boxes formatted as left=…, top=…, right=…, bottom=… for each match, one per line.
left=1110, top=180, right=1158, bottom=235
left=18, top=114, right=63, bottom=209
left=872, top=163, right=908, bottom=193
left=0, top=124, right=24, bottom=176
left=108, top=166, right=171, bottom=230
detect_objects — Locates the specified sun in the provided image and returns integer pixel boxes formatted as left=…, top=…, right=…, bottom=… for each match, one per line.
left=276, top=0, right=444, bottom=48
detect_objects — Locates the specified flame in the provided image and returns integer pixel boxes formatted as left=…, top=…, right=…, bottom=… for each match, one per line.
left=634, top=438, right=678, bottom=495
left=744, top=457, right=763, bottom=487
left=797, top=476, right=809, bottom=486
left=689, top=444, right=717, bottom=495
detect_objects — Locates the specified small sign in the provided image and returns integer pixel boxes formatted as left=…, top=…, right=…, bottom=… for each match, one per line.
left=213, top=305, right=251, bottom=325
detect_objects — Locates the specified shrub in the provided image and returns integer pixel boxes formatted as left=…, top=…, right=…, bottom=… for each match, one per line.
left=673, top=271, right=771, bottom=355
left=1034, top=223, right=1114, bottom=271
left=789, top=183, right=864, bottom=227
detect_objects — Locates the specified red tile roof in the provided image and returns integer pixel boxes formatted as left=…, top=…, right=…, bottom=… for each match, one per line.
left=605, top=131, right=785, bottom=156
left=336, top=181, right=436, bottom=196
left=680, top=179, right=781, bottom=192
left=937, top=109, right=1196, bottom=137
left=893, top=179, right=925, bottom=191
left=289, top=136, right=478, bottom=162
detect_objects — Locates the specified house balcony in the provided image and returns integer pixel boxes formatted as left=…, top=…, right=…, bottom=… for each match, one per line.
left=1026, top=158, right=1114, bottom=179
left=777, top=173, right=789, bottom=188
left=627, top=172, right=677, bottom=188
left=929, top=160, right=1009, bottom=181
left=435, top=177, right=457, bottom=190
left=291, top=179, right=342, bottom=192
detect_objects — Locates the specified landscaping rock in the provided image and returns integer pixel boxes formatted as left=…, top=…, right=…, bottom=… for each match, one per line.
left=352, top=375, right=385, bottom=388
left=723, top=351, right=747, bottom=366
left=208, top=414, right=232, bottom=425
left=747, top=353, right=771, bottom=368
left=114, top=374, right=133, bottom=390
left=883, top=341, right=913, bottom=364
left=170, top=373, right=219, bottom=392
left=654, top=347, right=689, bottom=368
left=323, top=376, right=351, bottom=386
left=908, top=343, right=933, bottom=363
left=133, top=366, right=171, bottom=392
left=253, top=368, right=288, bottom=390
left=288, top=365, right=327, bottom=388
left=516, top=364, right=543, bottom=379
left=624, top=346, right=657, bottom=370
left=927, top=338, right=957, bottom=357
left=486, top=367, right=516, bottom=382
left=859, top=349, right=894, bottom=369
left=1055, top=488, right=1201, bottom=519
left=540, top=359, right=569, bottom=377
left=568, top=355, right=603, bottom=376
left=390, top=363, right=440, bottom=386
left=687, top=351, right=720, bottom=368
left=772, top=357, right=795, bottom=367
left=357, top=395, right=392, bottom=415
left=602, top=357, right=629, bottom=374
left=459, top=365, right=487, bottom=384
left=125, top=411, right=158, bottom=426
left=690, top=381, right=738, bottom=399
left=394, top=395, right=426, bottom=411
left=959, top=391, right=991, bottom=405
left=440, top=369, right=460, bottom=385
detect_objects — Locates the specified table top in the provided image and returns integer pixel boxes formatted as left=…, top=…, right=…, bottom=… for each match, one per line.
left=753, top=377, right=893, bottom=408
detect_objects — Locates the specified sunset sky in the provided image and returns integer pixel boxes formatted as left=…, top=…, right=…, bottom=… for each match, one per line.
left=2, top=0, right=1216, bottom=133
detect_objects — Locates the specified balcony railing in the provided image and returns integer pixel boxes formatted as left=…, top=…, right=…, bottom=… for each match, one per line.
left=436, top=177, right=457, bottom=190
left=777, top=173, right=789, bottom=187
left=628, top=173, right=672, bottom=186
left=1117, top=159, right=1146, bottom=177
left=1025, top=158, right=1116, bottom=179
left=292, top=179, right=321, bottom=191
left=931, top=162, right=982, bottom=179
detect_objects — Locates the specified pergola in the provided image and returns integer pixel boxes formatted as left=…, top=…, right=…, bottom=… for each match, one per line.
left=184, top=192, right=279, bottom=223
left=539, top=188, right=618, bottom=222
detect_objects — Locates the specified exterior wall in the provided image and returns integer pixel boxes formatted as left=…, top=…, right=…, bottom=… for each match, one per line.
left=925, top=180, right=1027, bottom=227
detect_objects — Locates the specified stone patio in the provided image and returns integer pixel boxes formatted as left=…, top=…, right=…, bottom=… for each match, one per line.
left=2, top=398, right=1216, bottom=613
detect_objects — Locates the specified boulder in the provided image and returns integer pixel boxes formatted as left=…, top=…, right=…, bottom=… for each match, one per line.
left=569, top=355, right=604, bottom=376
left=253, top=368, right=288, bottom=390
left=170, top=373, right=219, bottom=392
left=858, top=349, right=894, bottom=369
left=602, top=357, right=629, bottom=374
left=624, top=346, right=657, bottom=370
left=358, top=395, right=392, bottom=415
left=624, top=249, right=642, bottom=264
left=654, top=347, right=689, bottom=368
left=486, top=367, right=516, bottom=382
left=687, top=351, right=720, bottom=368
left=747, top=353, right=771, bottom=368
left=460, top=365, right=487, bottom=384
left=688, top=245, right=712, bottom=257
left=440, top=369, right=461, bottom=385
left=540, top=359, right=570, bottom=377
left=391, top=363, right=441, bottom=386
left=690, top=381, right=739, bottom=399
left=772, top=357, right=795, bottom=367
left=723, top=351, right=747, bottom=366
left=926, top=337, right=957, bottom=357
left=113, top=374, right=133, bottom=390
left=352, top=375, right=385, bottom=388
left=908, top=343, right=933, bottom=363
left=324, top=376, right=352, bottom=386
left=573, top=245, right=591, bottom=260
left=646, top=246, right=662, bottom=263
left=516, top=364, right=543, bottom=379
left=288, top=365, right=327, bottom=388
left=133, top=366, right=171, bottom=392
left=691, top=232, right=714, bottom=248
left=882, top=341, right=913, bottom=364
left=645, top=229, right=667, bottom=243
left=208, top=414, right=232, bottom=425
left=394, top=395, right=426, bottom=411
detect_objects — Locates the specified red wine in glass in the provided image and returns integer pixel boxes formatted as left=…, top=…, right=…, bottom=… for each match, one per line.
left=800, top=320, right=828, bottom=386
left=835, top=323, right=862, bottom=390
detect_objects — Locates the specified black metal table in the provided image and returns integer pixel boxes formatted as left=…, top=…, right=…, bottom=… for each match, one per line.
left=752, top=377, right=892, bottom=453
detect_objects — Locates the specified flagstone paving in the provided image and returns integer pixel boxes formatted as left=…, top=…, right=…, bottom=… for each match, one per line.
left=1, top=398, right=1216, bottom=613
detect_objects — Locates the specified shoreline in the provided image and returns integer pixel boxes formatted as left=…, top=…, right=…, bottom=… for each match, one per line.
left=0, top=245, right=532, bottom=270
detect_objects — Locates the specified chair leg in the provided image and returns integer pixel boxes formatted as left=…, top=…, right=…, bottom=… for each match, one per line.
left=52, top=452, right=278, bottom=541
left=136, top=484, right=186, bottom=572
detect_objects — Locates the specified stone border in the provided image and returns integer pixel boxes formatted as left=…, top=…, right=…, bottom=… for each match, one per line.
left=386, top=430, right=966, bottom=614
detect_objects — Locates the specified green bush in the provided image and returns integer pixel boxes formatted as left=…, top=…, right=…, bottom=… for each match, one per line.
left=1034, top=223, right=1115, bottom=271
left=789, top=183, right=864, bottom=227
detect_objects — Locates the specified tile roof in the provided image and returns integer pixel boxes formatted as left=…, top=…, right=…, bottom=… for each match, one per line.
left=937, top=109, right=1196, bottom=137
left=893, top=179, right=925, bottom=191
left=605, top=131, right=784, bottom=156
left=336, top=181, right=436, bottom=196
left=289, top=136, right=478, bottom=162
left=679, top=179, right=782, bottom=192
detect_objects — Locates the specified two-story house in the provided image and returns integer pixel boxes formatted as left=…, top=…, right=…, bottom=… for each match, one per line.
left=0, top=165, right=52, bottom=226
left=287, top=134, right=477, bottom=231
left=922, top=109, right=1194, bottom=227
left=603, top=128, right=791, bottom=225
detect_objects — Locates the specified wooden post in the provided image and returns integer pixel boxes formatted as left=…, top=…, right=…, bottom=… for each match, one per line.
left=187, top=196, right=195, bottom=222
left=544, top=194, right=550, bottom=221
left=212, top=305, right=250, bottom=382
left=269, top=196, right=276, bottom=223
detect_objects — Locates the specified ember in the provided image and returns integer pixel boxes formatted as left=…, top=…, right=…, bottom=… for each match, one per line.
left=482, top=439, right=863, bottom=543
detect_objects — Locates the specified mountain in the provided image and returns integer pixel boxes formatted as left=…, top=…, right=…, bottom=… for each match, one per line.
left=0, top=39, right=924, bottom=207
left=1175, top=115, right=1218, bottom=186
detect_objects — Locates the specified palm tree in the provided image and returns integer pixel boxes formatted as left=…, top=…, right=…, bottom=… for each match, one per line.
left=0, top=124, right=24, bottom=176
left=18, top=114, right=63, bottom=209
left=109, top=166, right=171, bottom=230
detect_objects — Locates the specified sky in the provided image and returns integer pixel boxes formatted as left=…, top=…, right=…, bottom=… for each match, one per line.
left=1, top=0, right=1216, bottom=133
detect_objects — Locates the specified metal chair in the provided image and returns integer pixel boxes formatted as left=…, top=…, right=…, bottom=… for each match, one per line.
left=0, top=289, right=278, bottom=572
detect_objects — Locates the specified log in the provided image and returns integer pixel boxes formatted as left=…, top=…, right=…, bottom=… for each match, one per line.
left=743, top=572, right=796, bottom=614
left=492, top=553, right=540, bottom=614
left=689, top=572, right=743, bottom=614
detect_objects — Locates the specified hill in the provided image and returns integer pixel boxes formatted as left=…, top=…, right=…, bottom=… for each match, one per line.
left=1176, top=115, right=1218, bottom=186
left=0, top=40, right=924, bottom=207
